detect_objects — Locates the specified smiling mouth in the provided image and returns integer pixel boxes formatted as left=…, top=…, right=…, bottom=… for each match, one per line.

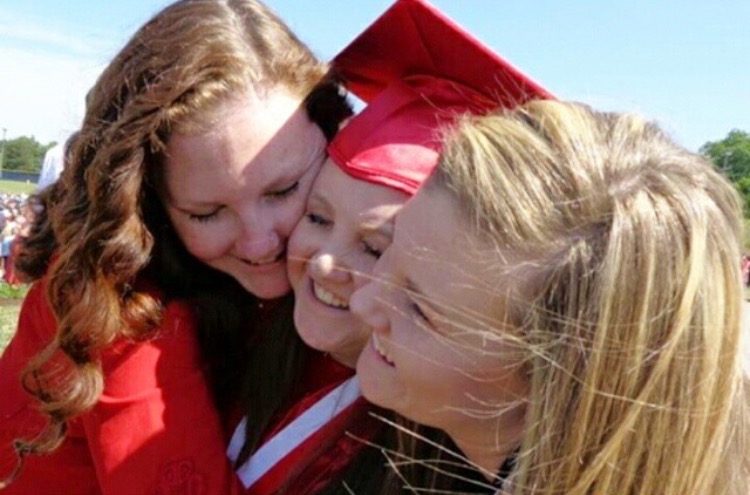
left=312, top=282, right=349, bottom=309
left=242, top=250, right=285, bottom=266
left=372, top=333, right=395, bottom=366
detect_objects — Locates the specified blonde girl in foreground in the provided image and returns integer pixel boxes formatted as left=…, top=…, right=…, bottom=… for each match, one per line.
left=352, top=100, right=749, bottom=494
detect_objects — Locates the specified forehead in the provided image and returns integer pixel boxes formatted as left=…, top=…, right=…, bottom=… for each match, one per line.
left=395, top=189, right=507, bottom=312
left=310, top=159, right=409, bottom=225
left=397, top=189, right=464, bottom=258
left=162, top=90, right=324, bottom=198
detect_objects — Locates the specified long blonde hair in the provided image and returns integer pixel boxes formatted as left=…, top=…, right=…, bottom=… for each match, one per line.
left=430, top=100, right=749, bottom=494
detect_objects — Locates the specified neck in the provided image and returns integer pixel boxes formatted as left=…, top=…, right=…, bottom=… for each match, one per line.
left=330, top=351, right=357, bottom=368
left=256, top=296, right=282, bottom=312
left=447, top=410, right=524, bottom=483
left=255, top=294, right=289, bottom=319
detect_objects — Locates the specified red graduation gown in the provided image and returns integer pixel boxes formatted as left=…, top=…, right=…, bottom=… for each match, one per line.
left=228, top=352, right=381, bottom=495
left=0, top=278, right=243, bottom=495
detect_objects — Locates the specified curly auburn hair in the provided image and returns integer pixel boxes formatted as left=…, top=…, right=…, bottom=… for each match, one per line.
left=10, top=0, right=350, bottom=472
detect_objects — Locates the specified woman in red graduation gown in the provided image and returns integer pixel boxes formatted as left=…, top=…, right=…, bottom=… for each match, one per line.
left=0, top=0, right=350, bottom=493
left=217, top=1, right=552, bottom=493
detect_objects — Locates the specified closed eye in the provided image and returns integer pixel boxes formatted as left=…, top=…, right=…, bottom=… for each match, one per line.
left=188, top=207, right=222, bottom=223
left=306, top=212, right=331, bottom=227
left=410, top=300, right=431, bottom=325
left=362, top=241, right=383, bottom=259
left=268, top=181, right=300, bottom=199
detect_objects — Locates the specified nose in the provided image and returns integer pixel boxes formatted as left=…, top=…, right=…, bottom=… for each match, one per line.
left=350, top=280, right=388, bottom=333
left=234, top=213, right=281, bottom=260
left=309, top=252, right=350, bottom=284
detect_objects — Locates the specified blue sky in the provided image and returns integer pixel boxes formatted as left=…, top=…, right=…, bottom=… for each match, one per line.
left=1, top=0, right=748, bottom=151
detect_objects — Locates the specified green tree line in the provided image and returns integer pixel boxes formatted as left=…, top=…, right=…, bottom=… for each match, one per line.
left=0, top=136, right=56, bottom=172
left=700, top=129, right=750, bottom=213
left=0, top=129, right=748, bottom=197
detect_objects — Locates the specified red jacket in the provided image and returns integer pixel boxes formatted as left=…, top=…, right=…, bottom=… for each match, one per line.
left=0, top=279, right=243, bottom=494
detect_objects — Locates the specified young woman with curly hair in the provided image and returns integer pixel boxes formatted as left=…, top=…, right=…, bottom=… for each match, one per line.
left=352, top=100, right=750, bottom=494
left=0, top=0, right=350, bottom=493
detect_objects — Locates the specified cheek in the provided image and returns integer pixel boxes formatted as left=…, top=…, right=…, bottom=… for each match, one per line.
left=170, top=217, right=235, bottom=261
left=397, top=329, right=475, bottom=407
left=399, top=357, right=480, bottom=425
left=351, top=257, right=378, bottom=286
left=421, top=346, right=528, bottom=420
left=349, top=324, right=372, bottom=349
left=274, top=198, right=308, bottom=241
left=287, top=223, right=317, bottom=286
left=288, top=220, right=315, bottom=257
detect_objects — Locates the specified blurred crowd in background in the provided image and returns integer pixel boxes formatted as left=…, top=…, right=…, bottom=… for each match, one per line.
left=0, top=193, right=32, bottom=285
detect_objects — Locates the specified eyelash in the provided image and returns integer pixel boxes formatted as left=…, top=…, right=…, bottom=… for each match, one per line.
left=269, top=181, right=300, bottom=199
left=189, top=209, right=221, bottom=223
left=306, top=212, right=330, bottom=226
left=306, top=213, right=382, bottom=259
left=187, top=181, right=299, bottom=222
left=410, top=300, right=430, bottom=324
left=362, top=242, right=382, bottom=259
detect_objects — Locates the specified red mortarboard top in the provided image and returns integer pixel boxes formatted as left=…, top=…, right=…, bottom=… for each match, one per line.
left=328, top=0, right=554, bottom=196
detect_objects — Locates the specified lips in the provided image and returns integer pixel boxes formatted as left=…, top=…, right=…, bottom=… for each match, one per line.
left=312, top=281, right=349, bottom=309
left=242, top=249, right=285, bottom=266
left=372, top=333, right=394, bottom=366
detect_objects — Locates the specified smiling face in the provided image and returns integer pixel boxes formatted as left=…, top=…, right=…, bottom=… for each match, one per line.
left=162, top=89, right=327, bottom=299
left=287, top=160, right=409, bottom=367
left=350, top=187, right=529, bottom=449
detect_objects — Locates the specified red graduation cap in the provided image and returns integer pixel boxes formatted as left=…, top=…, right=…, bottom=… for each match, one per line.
left=328, top=0, right=554, bottom=195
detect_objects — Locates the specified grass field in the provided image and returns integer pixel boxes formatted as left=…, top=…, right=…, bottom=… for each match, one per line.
left=1, top=289, right=750, bottom=357
left=0, top=283, right=28, bottom=355
left=0, top=179, right=36, bottom=195
left=0, top=304, right=21, bottom=354
left=0, top=301, right=747, bottom=380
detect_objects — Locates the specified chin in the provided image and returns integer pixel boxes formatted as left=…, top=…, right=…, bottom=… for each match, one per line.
left=357, top=373, right=395, bottom=411
left=293, top=306, right=316, bottom=343
left=356, top=352, right=393, bottom=408
left=295, top=321, right=335, bottom=354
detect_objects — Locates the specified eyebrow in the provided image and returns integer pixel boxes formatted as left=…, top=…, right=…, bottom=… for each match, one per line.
left=265, top=146, right=325, bottom=191
left=308, top=190, right=332, bottom=210
left=169, top=197, right=220, bottom=210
